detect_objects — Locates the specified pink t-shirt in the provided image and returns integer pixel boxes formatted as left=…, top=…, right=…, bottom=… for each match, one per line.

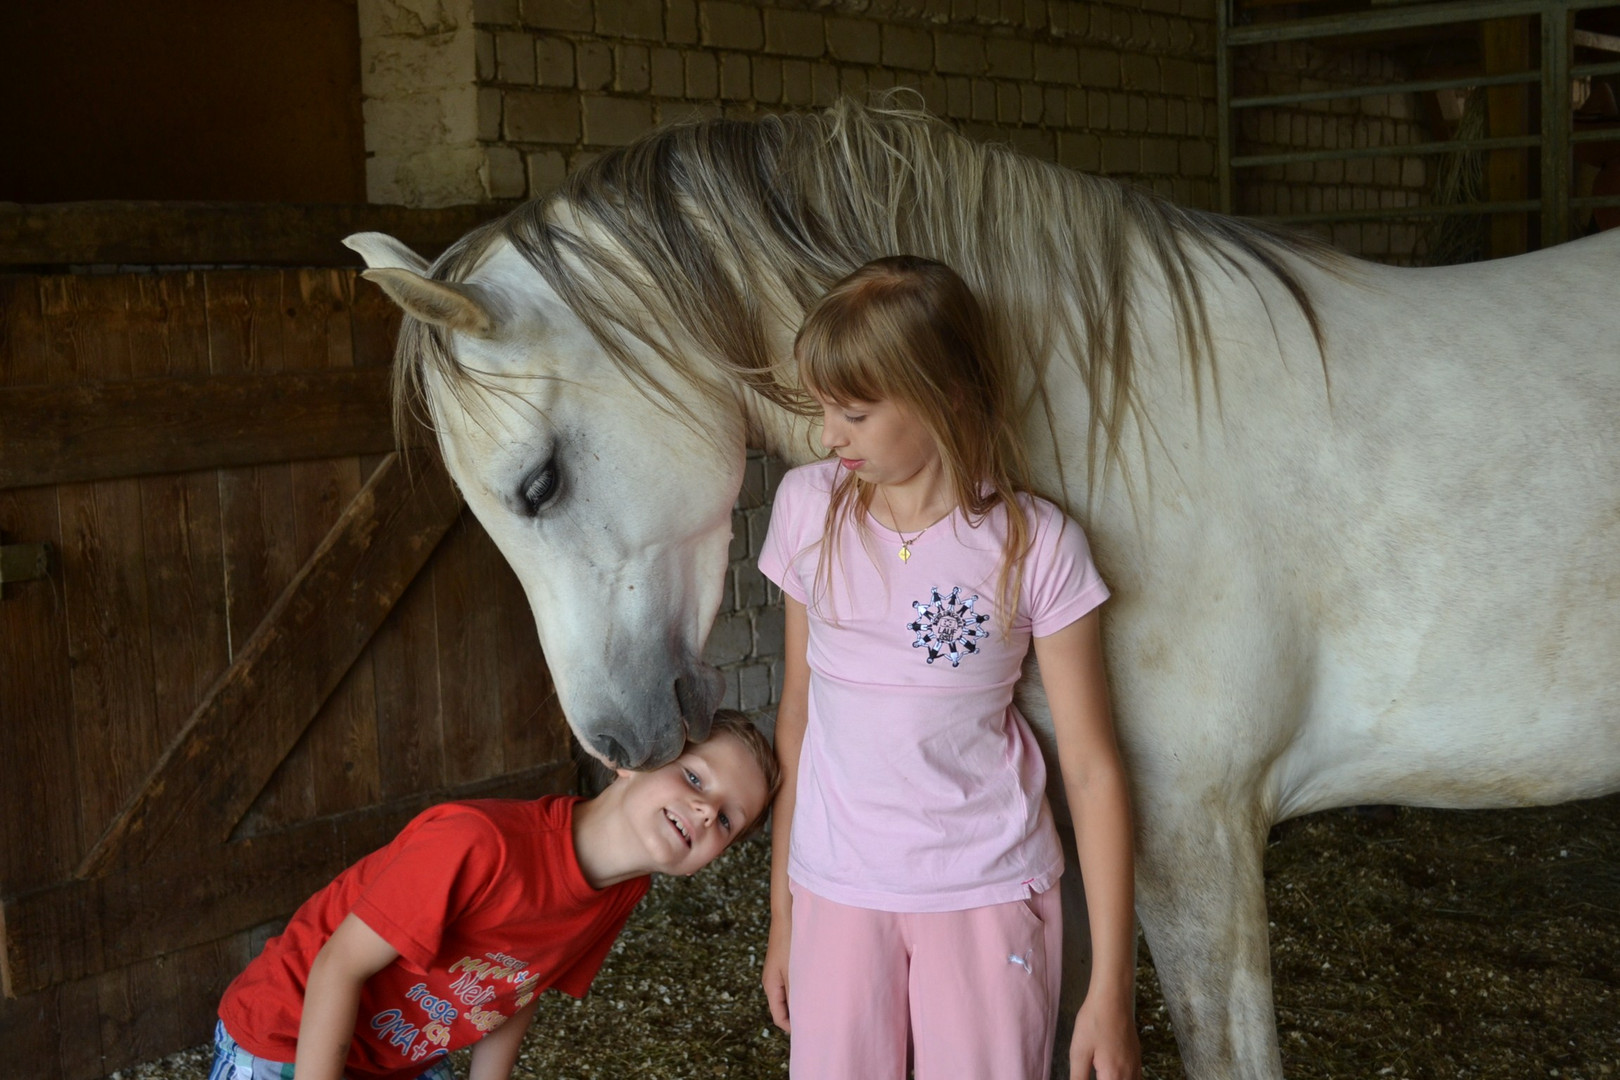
left=759, top=459, right=1110, bottom=911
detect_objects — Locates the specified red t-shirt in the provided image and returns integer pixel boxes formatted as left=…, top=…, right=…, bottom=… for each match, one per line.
left=219, top=797, right=648, bottom=1080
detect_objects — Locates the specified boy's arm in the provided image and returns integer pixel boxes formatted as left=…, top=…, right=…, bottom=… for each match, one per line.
left=1033, top=611, right=1142, bottom=1080
left=295, top=913, right=402, bottom=1080
left=466, top=998, right=540, bottom=1080
left=762, top=595, right=810, bottom=1033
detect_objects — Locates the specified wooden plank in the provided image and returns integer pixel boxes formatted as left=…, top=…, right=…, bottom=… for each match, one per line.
left=46, top=276, right=165, bottom=860
left=59, top=477, right=160, bottom=859
left=0, top=276, right=84, bottom=894
left=432, top=515, right=508, bottom=785
left=496, top=550, right=566, bottom=773
left=244, top=270, right=375, bottom=832
left=134, top=276, right=231, bottom=749
left=1483, top=17, right=1533, bottom=257
left=96, top=948, right=183, bottom=1071
left=0, top=367, right=396, bottom=490
left=0, top=201, right=499, bottom=269
left=75, top=449, right=463, bottom=879
left=39, top=274, right=136, bottom=384
left=299, top=270, right=380, bottom=821
left=55, top=975, right=103, bottom=1080
left=0, top=983, right=63, bottom=1080
left=209, top=271, right=301, bottom=662
left=3, top=761, right=573, bottom=996
left=370, top=548, right=448, bottom=801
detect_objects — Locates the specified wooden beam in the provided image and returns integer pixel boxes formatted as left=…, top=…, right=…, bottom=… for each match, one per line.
left=74, top=450, right=464, bottom=879
left=2, top=761, right=573, bottom=997
left=0, top=201, right=503, bottom=268
left=0, top=369, right=396, bottom=490
left=1483, top=17, right=1533, bottom=257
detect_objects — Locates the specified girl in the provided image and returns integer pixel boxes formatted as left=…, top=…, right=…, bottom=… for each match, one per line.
left=759, top=256, right=1140, bottom=1080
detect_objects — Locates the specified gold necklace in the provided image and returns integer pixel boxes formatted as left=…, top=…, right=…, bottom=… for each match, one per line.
left=879, top=488, right=931, bottom=563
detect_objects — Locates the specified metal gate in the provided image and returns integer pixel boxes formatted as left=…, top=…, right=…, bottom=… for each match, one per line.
left=1218, top=0, right=1620, bottom=257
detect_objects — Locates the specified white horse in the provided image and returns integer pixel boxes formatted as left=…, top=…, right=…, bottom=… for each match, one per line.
left=345, top=102, right=1620, bottom=1078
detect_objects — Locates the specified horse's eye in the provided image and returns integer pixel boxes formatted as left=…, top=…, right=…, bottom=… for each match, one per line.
left=520, top=461, right=558, bottom=515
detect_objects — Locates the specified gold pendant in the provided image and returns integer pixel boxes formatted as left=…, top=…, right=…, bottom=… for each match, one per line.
left=898, top=544, right=912, bottom=563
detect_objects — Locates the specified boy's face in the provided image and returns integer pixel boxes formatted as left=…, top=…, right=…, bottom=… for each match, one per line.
left=615, top=731, right=769, bottom=876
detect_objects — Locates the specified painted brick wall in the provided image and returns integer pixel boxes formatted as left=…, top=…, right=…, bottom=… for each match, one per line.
left=711, top=451, right=788, bottom=720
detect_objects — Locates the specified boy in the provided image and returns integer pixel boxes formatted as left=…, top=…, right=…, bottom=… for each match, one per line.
left=212, top=710, right=779, bottom=1080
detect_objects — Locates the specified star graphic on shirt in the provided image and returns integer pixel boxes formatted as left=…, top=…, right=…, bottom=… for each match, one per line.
left=907, top=586, right=991, bottom=667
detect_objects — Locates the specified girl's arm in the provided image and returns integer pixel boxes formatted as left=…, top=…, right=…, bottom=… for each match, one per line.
left=1033, top=610, right=1142, bottom=1080
left=466, top=998, right=540, bottom=1080
left=294, top=913, right=401, bottom=1080
left=762, top=595, right=810, bottom=1033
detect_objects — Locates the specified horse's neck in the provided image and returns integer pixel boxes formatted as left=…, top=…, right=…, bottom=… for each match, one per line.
left=738, top=239, right=1323, bottom=477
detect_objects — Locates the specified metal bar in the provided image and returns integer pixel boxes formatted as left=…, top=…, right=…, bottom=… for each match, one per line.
left=1573, top=128, right=1620, bottom=143
left=1572, top=27, right=1620, bottom=52
left=1233, top=134, right=1541, bottom=169
left=1570, top=194, right=1620, bottom=207
left=1228, top=0, right=1615, bottom=47
left=1232, top=69, right=1538, bottom=110
left=1218, top=0, right=1234, bottom=213
left=1572, top=59, right=1620, bottom=77
left=1261, top=200, right=1543, bottom=224
left=1543, top=6, right=1573, bottom=246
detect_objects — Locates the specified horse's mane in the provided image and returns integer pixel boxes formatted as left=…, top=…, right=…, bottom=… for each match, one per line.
left=401, top=97, right=1335, bottom=490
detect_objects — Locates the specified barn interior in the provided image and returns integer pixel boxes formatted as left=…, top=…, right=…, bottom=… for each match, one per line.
left=2, top=1, right=1616, bottom=1078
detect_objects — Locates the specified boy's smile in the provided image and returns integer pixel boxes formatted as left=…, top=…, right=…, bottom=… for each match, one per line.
left=575, top=729, right=771, bottom=887
left=630, top=734, right=768, bottom=875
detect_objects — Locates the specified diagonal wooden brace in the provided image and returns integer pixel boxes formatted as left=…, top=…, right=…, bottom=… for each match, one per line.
left=74, top=449, right=463, bottom=879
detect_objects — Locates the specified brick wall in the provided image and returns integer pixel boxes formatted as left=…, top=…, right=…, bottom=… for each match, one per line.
left=1231, top=39, right=1434, bottom=263
left=464, top=0, right=1223, bottom=209
left=709, top=451, right=788, bottom=721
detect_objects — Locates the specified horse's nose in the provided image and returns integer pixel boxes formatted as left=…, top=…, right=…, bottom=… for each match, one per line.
left=675, top=669, right=724, bottom=741
left=592, top=734, right=632, bottom=769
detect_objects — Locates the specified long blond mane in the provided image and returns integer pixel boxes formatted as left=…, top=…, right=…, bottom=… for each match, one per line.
left=399, top=97, right=1334, bottom=488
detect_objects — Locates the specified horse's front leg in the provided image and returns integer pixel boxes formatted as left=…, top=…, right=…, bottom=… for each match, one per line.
left=1135, top=789, right=1280, bottom=1080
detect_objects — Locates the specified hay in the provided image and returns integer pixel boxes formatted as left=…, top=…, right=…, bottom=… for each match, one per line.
left=122, top=795, right=1619, bottom=1080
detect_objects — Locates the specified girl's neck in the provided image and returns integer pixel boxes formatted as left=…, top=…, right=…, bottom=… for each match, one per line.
left=868, top=462, right=956, bottom=533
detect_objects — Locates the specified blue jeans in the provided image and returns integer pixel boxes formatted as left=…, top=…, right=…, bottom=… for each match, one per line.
left=210, top=1020, right=456, bottom=1080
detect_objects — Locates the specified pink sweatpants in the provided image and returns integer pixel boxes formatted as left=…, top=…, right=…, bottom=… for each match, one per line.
left=786, top=880, right=1063, bottom=1080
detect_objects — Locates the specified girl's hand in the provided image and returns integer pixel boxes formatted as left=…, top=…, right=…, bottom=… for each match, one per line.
left=762, top=911, right=792, bottom=1032
left=1069, top=996, right=1141, bottom=1080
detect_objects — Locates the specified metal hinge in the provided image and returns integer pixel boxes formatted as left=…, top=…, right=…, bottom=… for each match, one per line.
left=0, top=542, right=51, bottom=594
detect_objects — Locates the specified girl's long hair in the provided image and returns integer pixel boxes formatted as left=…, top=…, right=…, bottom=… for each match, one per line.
left=794, top=255, right=1036, bottom=627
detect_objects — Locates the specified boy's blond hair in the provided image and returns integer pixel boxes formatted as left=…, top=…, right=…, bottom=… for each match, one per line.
left=702, top=709, right=781, bottom=842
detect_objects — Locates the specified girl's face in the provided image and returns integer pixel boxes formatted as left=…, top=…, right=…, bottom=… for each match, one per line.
left=815, top=393, right=941, bottom=489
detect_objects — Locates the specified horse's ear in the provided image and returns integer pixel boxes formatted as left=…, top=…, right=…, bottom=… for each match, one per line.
left=342, top=231, right=430, bottom=274
left=360, top=268, right=497, bottom=339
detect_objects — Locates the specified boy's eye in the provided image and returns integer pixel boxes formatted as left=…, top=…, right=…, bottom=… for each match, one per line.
left=844, top=413, right=865, bottom=423
left=719, top=812, right=731, bottom=831
left=684, top=768, right=700, bottom=788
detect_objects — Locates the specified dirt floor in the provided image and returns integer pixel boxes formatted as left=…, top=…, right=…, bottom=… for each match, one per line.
left=123, top=795, right=1619, bottom=1080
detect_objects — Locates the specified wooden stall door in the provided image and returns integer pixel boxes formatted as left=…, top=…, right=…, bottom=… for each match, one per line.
left=0, top=269, right=573, bottom=1080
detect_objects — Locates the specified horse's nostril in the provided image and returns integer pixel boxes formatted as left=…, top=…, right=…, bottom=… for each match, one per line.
left=675, top=675, right=716, bottom=741
left=594, top=734, right=631, bottom=769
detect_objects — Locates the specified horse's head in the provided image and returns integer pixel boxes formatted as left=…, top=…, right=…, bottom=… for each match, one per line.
left=346, top=230, right=745, bottom=770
